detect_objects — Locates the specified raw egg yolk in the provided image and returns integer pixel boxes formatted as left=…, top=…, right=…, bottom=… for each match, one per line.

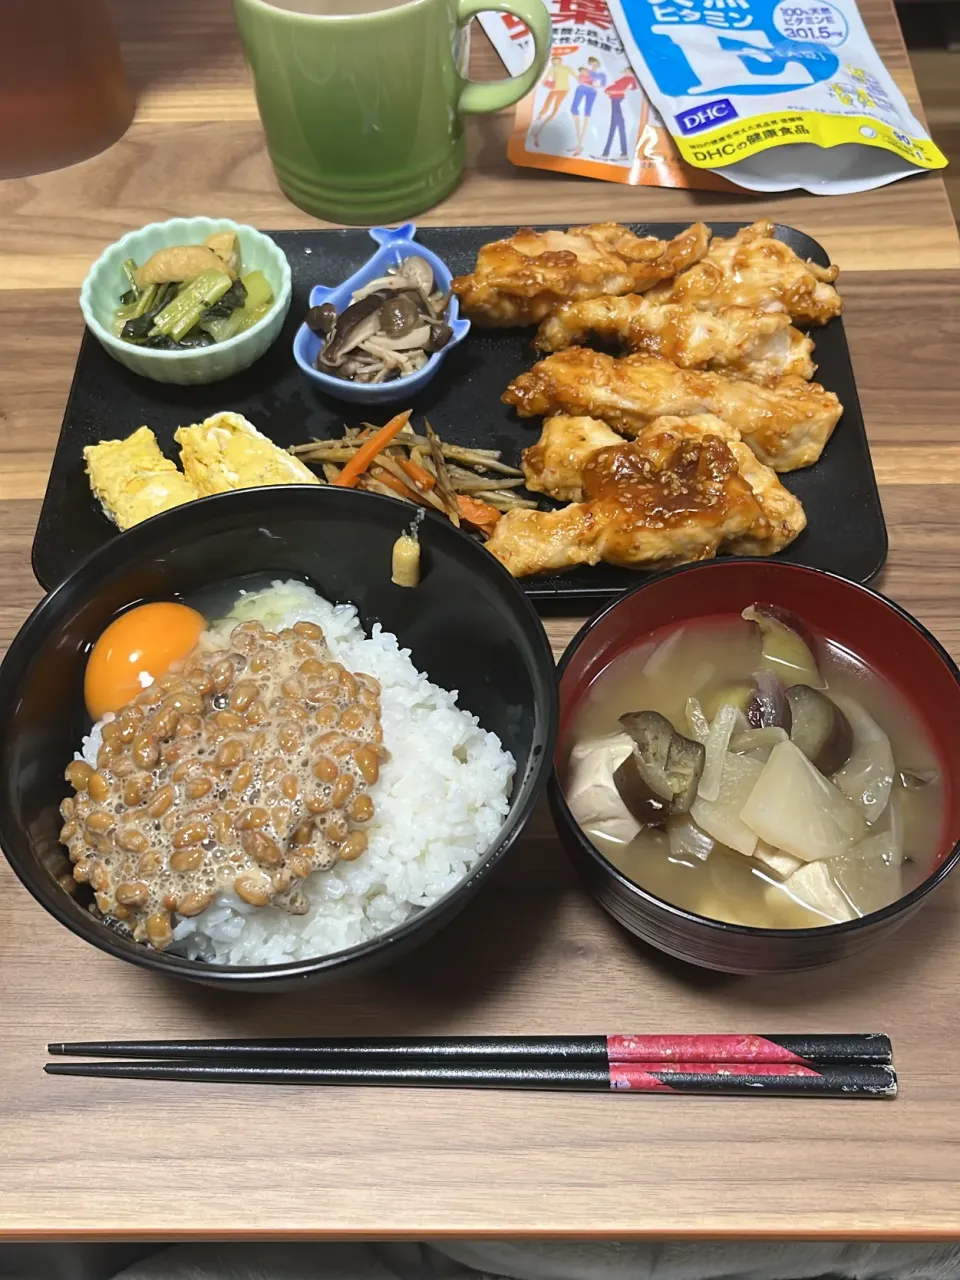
left=84, top=602, right=206, bottom=721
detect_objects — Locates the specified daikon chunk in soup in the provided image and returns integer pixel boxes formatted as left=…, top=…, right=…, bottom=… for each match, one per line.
left=563, top=605, right=945, bottom=929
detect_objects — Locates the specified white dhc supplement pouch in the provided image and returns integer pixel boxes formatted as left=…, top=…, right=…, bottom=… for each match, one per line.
left=605, top=0, right=946, bottom=193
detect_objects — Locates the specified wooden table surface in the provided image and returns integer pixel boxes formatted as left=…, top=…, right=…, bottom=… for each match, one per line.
left=1, top=0, right=960, bottom=1243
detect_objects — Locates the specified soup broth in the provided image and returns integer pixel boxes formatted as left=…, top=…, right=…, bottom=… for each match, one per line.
left=564, top=613, right=945, bottom=929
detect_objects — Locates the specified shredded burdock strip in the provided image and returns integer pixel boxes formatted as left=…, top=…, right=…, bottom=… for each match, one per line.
left=292, top=415, right=537, bottom=538
left=423, top=419, right=460, bottom=528
left=474, top=490, right=539, bottom=511
left=292, top=435, right=522, bottom=476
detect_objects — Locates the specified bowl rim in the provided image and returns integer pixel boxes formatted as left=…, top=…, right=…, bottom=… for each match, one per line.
left=291, top=225, right=467, bottom=396
left=551, top=556, right=960, bottom=940
left=79, top=217, right=293, bottom=362
left=0, top=484, right=559, bottom=981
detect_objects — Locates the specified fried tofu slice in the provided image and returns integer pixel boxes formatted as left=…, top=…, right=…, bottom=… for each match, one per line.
left=503, top=349, right=841, bottom=472
left=84, top=426, right=201, bottom=531
left=175, top=412, right=320, bottom=496
left=486, top=415, right=805, bottom=578
left=134, top=245, right=236, bottom=288
left=646, top=220, right=842, bottom=327
left=451, top=223, right=710, bottom=327
left=533, top=296, right=816, bottom=384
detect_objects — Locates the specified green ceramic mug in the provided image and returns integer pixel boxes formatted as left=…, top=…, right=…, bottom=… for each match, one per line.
left=233, top=0, right=551, bottom=225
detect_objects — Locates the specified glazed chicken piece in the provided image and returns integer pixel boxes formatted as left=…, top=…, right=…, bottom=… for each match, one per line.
left=451, top=222, right=710, bottom=327
left=521, top=413, right=805, bottom=554
left=503, top=349, right=841, bottom=472
left=486, top=416, right=805, bottom=578
left=533, top=296, right=815, bottom=383
left=646, top=221, right=841, bottom=327
left=522, top=415, right=622, bottom=503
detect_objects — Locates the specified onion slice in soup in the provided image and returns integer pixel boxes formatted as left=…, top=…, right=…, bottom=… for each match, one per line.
left=729, top=726, right=789, bottom=757
left=668, top=813, right=715, bottom=862
left=851, top=784, right=904, bottom=867
left=746, top=670, right=792, bottom=732
left=698, top=704, right=739, bottom=802
left=739, top=739, right=866, bottom=862
left=685, top=697, right=710, bottom=744
left=829, top=694, right=895, bottom=824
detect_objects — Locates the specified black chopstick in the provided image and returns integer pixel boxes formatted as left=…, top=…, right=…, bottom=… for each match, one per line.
left=44, top=1059, right=897, bottom=1096
left=47, top=1033, right=892, bottom=1066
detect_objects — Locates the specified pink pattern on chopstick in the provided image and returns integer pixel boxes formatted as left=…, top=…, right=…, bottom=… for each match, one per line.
left=606, top=1035, right=808, bottom=1064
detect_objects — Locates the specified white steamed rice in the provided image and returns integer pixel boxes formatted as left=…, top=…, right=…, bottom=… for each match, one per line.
left=81, top=580, right=515, bottom=965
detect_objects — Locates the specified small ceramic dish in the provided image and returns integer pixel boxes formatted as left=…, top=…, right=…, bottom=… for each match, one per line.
left=79, top=217, right=292, bottom=386
left=292, top=223, right=469, bottom=406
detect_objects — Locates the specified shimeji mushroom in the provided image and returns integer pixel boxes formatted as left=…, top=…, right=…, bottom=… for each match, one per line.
left=310, top=256, right=455, bottom=384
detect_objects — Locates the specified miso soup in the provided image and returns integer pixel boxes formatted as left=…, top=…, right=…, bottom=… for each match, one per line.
left=563, top=605, right=945, bottom=929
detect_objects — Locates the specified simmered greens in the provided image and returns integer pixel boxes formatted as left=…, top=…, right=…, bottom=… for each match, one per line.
left=113, top=232, right=274, bottom=350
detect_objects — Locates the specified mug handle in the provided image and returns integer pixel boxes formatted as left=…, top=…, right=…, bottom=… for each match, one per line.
left=457, top=0, right=552, bottom=115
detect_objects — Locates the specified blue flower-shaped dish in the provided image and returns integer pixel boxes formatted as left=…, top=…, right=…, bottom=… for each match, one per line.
left=292, top=223, right=470, bottom=406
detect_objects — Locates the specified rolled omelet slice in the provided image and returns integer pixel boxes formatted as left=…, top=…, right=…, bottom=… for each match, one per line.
left=175, top=412, right=319, bottom=496
left=84, top=427, right=201, bottom=531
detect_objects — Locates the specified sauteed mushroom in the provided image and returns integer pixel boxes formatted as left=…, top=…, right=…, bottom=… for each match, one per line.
left=309, top=256, right=455, bottom=383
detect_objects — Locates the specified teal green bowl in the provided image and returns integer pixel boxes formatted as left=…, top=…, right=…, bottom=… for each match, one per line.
left=79, top=217, right=292, bottom=385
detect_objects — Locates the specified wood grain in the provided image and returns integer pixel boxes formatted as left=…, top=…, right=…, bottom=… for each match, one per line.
left=0, top=0, right=957, bottom=289
left=1, top=0, right=960, bottom=1243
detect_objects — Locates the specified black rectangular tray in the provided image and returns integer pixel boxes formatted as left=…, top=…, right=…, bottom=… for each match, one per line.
left=34, top=223, right=887, bottom=606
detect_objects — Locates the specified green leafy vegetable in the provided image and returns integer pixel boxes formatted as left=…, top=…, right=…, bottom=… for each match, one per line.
left=149, top=270, right=233, bottom=342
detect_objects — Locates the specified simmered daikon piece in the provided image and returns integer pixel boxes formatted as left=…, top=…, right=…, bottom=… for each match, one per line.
left=740, top=740, right=866, bottom=861
left=828, top=848, right=902, bottom=917
left=691, top=751, right=763, bottom=856
left=771, top=860, right=858, bottom=924
left=753, top=842, right=804, bottom=880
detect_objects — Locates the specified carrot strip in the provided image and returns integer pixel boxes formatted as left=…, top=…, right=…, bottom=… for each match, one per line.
left=397, top=457, right=436, bottom=492
left=370, top=466, right=423, bottom=502
left=358, top=474, right=414, bottom=503
left=456, top=494, right=501, bottom=536
left=334, top=411, right=412, bottom=487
